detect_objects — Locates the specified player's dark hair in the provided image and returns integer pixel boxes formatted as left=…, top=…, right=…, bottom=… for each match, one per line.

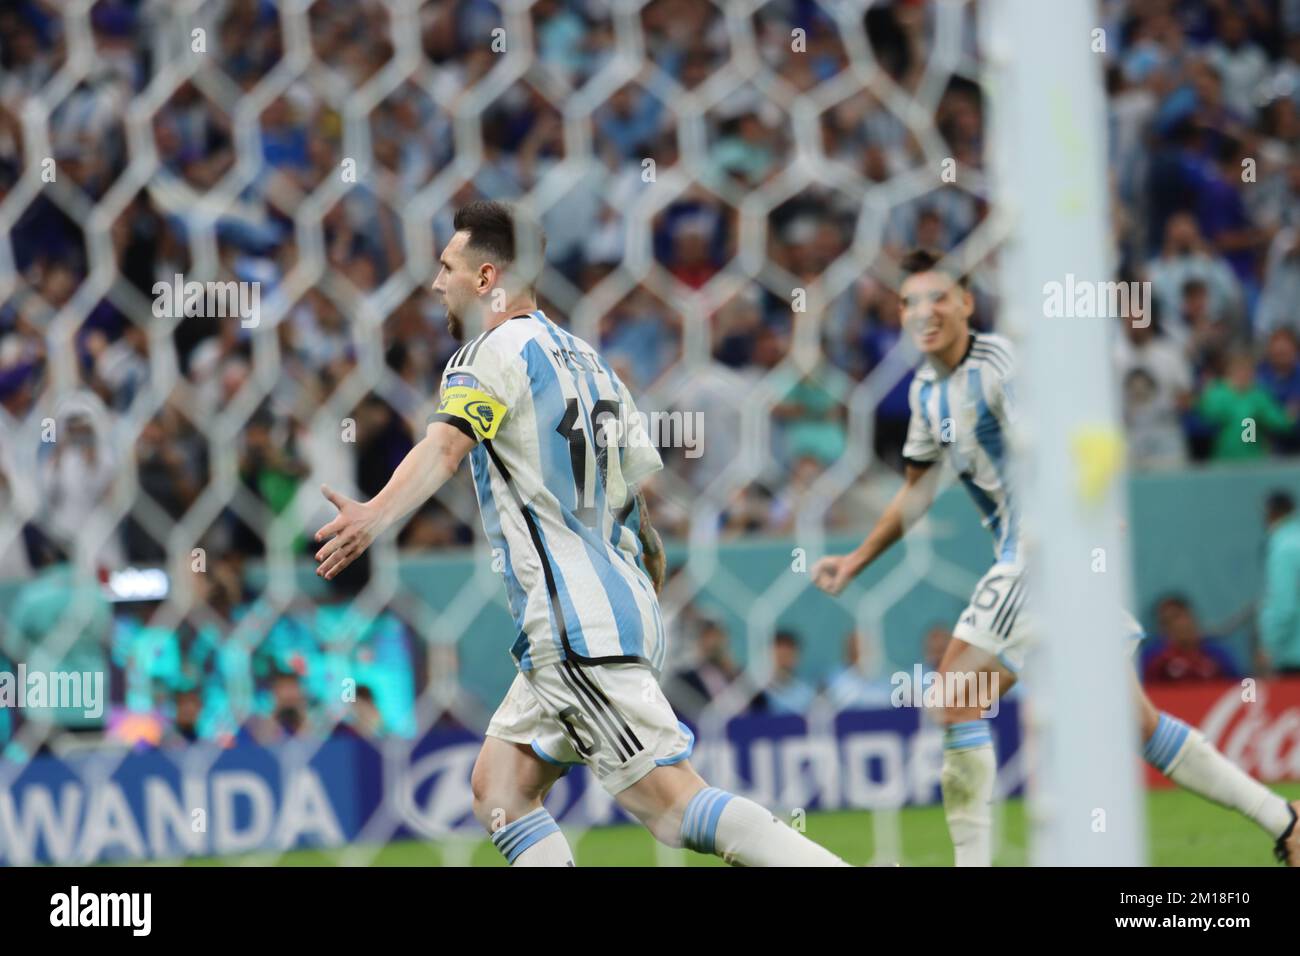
left=899, top=248, right=969, bottom=288
left=452, top=199, right=546, bottom=269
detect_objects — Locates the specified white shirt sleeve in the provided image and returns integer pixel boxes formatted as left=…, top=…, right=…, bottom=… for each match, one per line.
left=616, top=380, right=664, bottom=489
left=901, top=378, right=941, bottom=465
left=432, top=334, right=526, bottom=440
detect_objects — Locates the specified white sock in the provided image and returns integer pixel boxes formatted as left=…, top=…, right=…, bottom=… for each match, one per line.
left=679, top=787, right=849, bottom=866
left=490, top=808, right=575, bottom=866
left=941, top=721, right=996, bottom=867
left=1145, top=713, right=1293, bottom=838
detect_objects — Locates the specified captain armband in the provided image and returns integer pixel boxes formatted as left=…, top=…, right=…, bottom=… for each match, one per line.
left=434, top=385, right=507, bottom=440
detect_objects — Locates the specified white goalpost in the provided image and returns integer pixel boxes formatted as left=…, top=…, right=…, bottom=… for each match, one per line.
left=985, top=0, right=1146, bottom=865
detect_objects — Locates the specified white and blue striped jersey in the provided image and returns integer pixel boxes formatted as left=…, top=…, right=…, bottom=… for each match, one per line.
left=901, top=332, right=1020, bottom=563
left=431, top=310, right=666, bottom=672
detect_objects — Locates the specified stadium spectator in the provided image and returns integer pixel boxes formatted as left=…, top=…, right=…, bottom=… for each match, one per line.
left=718, top=483, right=779, bottom=538
left=164, top=687, right=203, bottom=747
left=662, top=615, right=760, bottom=723
left=1115, top=306, right=1193, bottom=470
left=595, top=84, right=664, bottom=161
left=825, top=631, right=895, bottom=710
left=768, top=456, right=831, bottom=533
left=1257, top=217, right=1300, bottom=338
left=1259, top=490, right=1300, bottom=675
left=331, top=684, right=385, bottom=741
left=421, top=642, right=490, bottom=734
left=1141, top=594, right=1238, bottom=683
left=39, top=406, right=124, bottom=568
left=1178, top=278, right=1238, bottom=376
left=770, top=370, right=848, bottom=468
left=1197, top=136, right=1270, bottom=293
left=859, top=283, right=914, bottom=470
left=1203, top=10, right=1269, bottom=122
left=1147, top=213, right=1243, bottom=344
left=123, top=412, right=203, bottom=563
left=240, top=670, right=313, bottom=745
left=922, top=624, right=951, bottom=672
left=1257, top=327, right=1300, bottom=453
left=230, top=410, right=309, bottom=557
left=4, top=545, right=112, bottom=750
left=756, top=630, right=815, bottom=716
left=1195, top=349, right=1296, bottom=460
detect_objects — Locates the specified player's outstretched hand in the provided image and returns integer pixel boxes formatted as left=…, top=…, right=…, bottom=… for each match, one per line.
left=811, top=554, right=858, bottom=597
left=314, top=484, right=381, bottom=580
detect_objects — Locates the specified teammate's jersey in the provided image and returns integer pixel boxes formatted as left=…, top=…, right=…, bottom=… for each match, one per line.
left=901, top=331, right=1020, bottom=563
left=431, top=309, right=666, bottom=672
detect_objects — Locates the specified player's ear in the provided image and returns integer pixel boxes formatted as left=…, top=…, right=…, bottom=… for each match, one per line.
left=477, top=262, right=494, bottom=294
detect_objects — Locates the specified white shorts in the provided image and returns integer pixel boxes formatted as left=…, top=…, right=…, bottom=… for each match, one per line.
left=953, top=563, right=1147, bottom=673
left=486, top=661, right=695, bottom=795
left=953, top=562, right=1033, bottom=674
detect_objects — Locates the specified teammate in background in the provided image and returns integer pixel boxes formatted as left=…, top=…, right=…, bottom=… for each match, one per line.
left=313, top=200, right=846, bottom=867
left=811, top=249, right=1299, bottom=866
left=1259, top=490, right=1300, bottom=676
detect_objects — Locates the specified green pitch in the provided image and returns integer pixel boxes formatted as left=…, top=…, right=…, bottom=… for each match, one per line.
left=186, top=782, right=1300, bottom=866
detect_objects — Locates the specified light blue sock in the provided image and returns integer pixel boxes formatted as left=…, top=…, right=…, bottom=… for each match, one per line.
left=940, top=720, right=996, bottom=866
left=676, top=786, right=847, bottom=865
left=490, top=807, right=563, bottom=864
left=944, top=719, right=992, bottom=751
left=679, top=787, right=735, bottom=855
left=1142, top=713, right=1191, bottom=772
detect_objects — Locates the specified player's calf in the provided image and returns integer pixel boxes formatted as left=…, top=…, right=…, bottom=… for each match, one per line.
left=471, top=737, right=574, bottom=866
left=616, top=762, right=850, bottom=866
left=933, top=638, right=1012, bottom=868
left=614, top=758, right=705, bottom=847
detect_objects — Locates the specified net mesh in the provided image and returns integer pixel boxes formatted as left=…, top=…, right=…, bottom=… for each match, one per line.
left=0, top=0, right=1016, bottom=865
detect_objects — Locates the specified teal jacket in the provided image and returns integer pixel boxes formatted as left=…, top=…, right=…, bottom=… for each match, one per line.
left=1260, top=516, right=1300, bottom=669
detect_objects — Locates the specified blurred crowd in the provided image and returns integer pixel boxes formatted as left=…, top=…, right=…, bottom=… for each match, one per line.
left=2, top=0, right=1300, bottom=753
left=0, top=561, right=1277, bottom=761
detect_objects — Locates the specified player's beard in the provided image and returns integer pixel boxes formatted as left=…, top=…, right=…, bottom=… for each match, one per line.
left=447, top=309, right=463, bottom=340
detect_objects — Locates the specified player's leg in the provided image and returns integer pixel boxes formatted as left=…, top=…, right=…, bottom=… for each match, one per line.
left=1131, top=673, right=1299, bottom=865
left=939, top=563, right=1025, bottom=867
left=933, top=635, right=1016, bottom=867
left=529, top=660, right=849, bottom=866
left=614, top=760, right=848, bottom=866
left=473, top=674, right=577, bottom=866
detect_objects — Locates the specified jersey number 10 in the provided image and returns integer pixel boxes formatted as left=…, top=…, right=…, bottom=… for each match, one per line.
left=556, top=397, right=627, bottom=527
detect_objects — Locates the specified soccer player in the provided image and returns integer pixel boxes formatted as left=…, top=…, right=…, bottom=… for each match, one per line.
left=811, top=249, right=1299, bottom=867
left=313, top=200, right=847, bottom=867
